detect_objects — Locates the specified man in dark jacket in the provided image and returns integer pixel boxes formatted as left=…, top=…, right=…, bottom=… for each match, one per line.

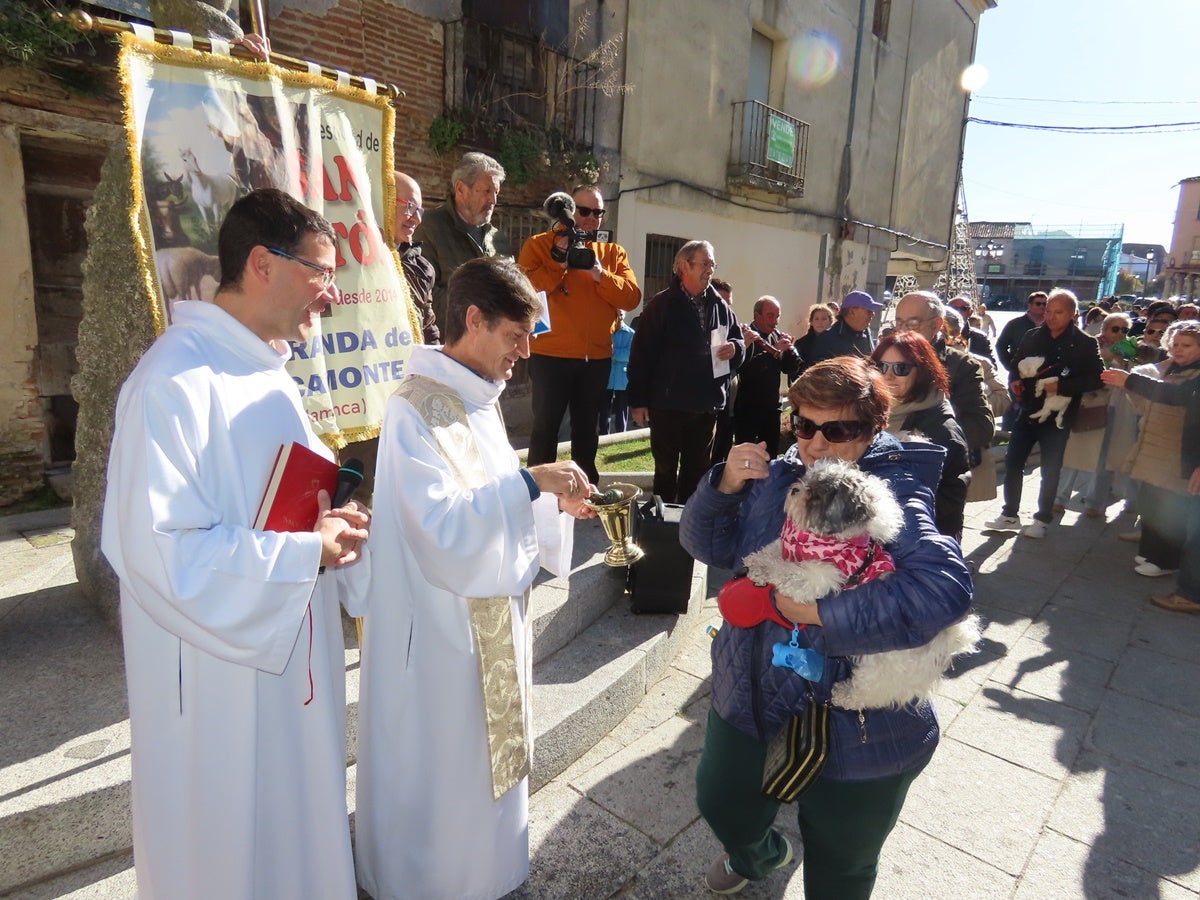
left=805, top=290, right=881, bottom=362
left=985, top=288, right=1103, bottom=539
left=893, top=291, right=994, bottom=456
left=348, top=171, right=440, bottom=506
left=733, top=295, right=803, bottom=457
left=947, top=296, right=998, bottom=367
left=412, top=152, right=506, bottom=332
left=627, top=240, right=744, bottom=502
left=394, top=171, right=440, bottom=345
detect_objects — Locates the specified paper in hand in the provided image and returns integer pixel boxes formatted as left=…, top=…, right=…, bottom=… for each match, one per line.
left=534, top=290, right=552, bottom=336
left=711, top=328, right=730, bottom=377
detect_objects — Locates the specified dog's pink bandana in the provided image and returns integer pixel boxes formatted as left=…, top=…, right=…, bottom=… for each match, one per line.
left=779, top=522, right=896, bottom=586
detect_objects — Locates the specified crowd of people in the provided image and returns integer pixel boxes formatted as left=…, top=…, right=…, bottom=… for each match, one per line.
left=101, top=150, right=1200, bottom=900
left=982, top=291, right=1199, bottom=604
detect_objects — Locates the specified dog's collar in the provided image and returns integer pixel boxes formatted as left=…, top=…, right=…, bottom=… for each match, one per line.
left=779, top=523, right=896, bottom=586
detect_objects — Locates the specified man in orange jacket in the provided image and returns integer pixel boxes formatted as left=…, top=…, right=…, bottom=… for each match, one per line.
left=518, top=186, right=641, bottom=482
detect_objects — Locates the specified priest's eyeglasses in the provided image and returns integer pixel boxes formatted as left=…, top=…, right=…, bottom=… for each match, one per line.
left=790, top=415, right=869, bottom=443
left=268, top=247, right=336, bottom=287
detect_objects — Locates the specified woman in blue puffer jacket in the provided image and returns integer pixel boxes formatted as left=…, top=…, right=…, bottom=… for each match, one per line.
left=681, top=357, right=974, bottom=899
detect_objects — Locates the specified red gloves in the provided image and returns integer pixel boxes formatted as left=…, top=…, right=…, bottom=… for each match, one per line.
left=718, top=577, right=795, bottom=629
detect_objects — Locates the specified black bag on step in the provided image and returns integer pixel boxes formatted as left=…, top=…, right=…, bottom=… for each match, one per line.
left=626, top=495, right=693, bottom=614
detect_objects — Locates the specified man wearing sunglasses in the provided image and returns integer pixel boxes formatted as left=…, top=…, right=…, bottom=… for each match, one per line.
left=519, top=185, right=641, bottom=483
left=947, top=295, right=997, bottom=368
left=101, top=189, right=371, bottom=899
left=1137, top=318, right=1171, bottom=364
left=1132, top=300, right=1177, bottom=338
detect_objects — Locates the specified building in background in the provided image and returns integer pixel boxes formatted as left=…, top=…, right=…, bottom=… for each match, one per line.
left=617, top=0, right=994, bottom=335
left=0, top=0, right=993, bottom=506
left=1162, top=176, right=1200, bottom=300
left=968, top=221, right=1123, bottom=309
left=1121, top=242, right=1167, bottom=296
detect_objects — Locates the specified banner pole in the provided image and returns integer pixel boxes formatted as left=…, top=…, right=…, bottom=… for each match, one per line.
left=54, top=9, right=403, bottom=98
left=248, top=0, right=268, bottom=43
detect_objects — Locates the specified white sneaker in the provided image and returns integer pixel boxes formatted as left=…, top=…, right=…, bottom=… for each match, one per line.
left=984, top=515, right=1021, bottom=532
left=1134, top=555, right=1147, bottom=566
left=1135, top=562, right=1178, bottom=578
left=1021, top=521, right=1047, bottom=539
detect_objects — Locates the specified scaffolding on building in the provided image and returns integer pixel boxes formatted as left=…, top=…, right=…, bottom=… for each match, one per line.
left=966, top=221, right=1125, bottom=306
left=933, top=193, right=981, bottom=302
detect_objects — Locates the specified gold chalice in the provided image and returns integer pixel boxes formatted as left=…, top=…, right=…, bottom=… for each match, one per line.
left=584, top=483, right=644, bottom=567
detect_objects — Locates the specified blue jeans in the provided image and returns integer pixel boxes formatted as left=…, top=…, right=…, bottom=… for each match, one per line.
left=1002, top=414, right=1071, bottom=523
left=1055, top=467, right=1093, bottom=505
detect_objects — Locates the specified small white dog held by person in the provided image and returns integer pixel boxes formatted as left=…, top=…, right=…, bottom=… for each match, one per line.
left=744, top=459, right=980, bottom=710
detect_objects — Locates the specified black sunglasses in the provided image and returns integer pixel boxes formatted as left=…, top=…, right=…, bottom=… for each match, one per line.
left=1145, top=327, right=1165, bottom=336
left=791, top=414, right=869, bottom=443
left=873, top=360, right=916, bottom=376
left=575, top=205, right=605, bottom=218
left=1106, top=325, right=1129, bottom=333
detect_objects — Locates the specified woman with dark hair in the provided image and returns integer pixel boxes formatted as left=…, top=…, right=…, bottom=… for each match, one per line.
left=681, top=358, right=973, bottom=898
left=870, top=332, right=972, bottom=540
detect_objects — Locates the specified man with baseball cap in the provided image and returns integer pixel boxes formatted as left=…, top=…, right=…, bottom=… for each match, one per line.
left=805, top=289, right=882, bottom=363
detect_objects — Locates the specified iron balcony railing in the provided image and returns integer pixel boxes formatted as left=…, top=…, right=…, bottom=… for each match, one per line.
left=727, top=100, right=809, bottom=196
left=443, top=18, right=597, bottom=151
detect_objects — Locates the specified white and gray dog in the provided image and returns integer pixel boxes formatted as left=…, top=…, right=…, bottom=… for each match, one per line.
left=743, top=458, right=980, bottom=710
left=1018, top=355, right=1071, bottom=428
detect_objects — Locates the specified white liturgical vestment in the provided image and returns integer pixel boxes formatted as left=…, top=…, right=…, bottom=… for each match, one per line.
left=356, top=344, right=547, bottom=900
left=101, top=301, right=368, bottom=900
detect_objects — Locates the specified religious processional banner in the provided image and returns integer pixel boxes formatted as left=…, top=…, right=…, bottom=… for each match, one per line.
left=120, top=32, right=419, bottom=447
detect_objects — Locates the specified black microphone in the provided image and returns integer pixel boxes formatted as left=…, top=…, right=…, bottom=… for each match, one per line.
left=331, top=458, right=364, bottom=508
left=542, top=191, right=576, bottom=228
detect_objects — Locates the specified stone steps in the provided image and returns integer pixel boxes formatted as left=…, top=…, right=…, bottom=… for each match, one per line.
left=0, top=492, right=707, bottom=897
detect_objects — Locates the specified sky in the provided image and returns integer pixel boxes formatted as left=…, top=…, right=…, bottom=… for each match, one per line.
left=961, top=0, right=1200, bottom=250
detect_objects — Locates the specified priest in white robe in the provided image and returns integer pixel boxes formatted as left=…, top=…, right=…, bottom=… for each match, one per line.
left=355, top=257, right=595, bottom=900
left=102, top=190, right=370, bottom=900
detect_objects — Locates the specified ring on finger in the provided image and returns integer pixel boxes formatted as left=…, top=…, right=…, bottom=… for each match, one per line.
left=743, top=459, right=751, bottom=469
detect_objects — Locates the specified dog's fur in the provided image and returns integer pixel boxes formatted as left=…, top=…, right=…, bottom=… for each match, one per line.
left=743, top=458, right=980, bottom=710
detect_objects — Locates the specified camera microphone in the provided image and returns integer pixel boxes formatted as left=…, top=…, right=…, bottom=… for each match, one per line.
left=332, top=458, right=365, bottom=508
left=542, top=191, right=576, bottom=228
left=542, top=191, right=597, bottom=270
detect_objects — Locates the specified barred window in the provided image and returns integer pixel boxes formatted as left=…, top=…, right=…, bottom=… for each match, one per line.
left=643, top=234, right=688, bottom=302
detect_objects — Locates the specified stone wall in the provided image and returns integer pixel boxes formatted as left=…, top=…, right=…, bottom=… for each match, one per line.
left=0, top=57, right=120, bottom=509
left=0, top=124, right=42, bottom=506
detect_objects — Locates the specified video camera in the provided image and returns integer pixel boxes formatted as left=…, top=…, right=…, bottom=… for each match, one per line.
left=542, top=192, right=597, bottom=270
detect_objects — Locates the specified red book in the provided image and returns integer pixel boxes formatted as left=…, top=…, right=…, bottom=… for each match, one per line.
left=253, top=442, right=339, bottom=532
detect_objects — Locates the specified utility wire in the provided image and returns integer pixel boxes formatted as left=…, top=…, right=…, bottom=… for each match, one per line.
left=972, top=95, right=1200, bottom=106
left=967, top=117, right=1200, bottom=134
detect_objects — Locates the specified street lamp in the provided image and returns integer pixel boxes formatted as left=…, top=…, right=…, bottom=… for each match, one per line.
left=1144, top=249, right=1156, bottom=296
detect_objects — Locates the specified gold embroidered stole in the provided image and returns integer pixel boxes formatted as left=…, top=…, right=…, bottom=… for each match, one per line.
left=395, top=374, right=531, bottom=799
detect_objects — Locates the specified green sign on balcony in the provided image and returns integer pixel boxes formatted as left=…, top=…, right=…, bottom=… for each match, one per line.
left=766, top=114, right=796, bottom=166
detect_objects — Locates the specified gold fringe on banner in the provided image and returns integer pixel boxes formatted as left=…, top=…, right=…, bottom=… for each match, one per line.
left=58, top=9, right=403, bottom=98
